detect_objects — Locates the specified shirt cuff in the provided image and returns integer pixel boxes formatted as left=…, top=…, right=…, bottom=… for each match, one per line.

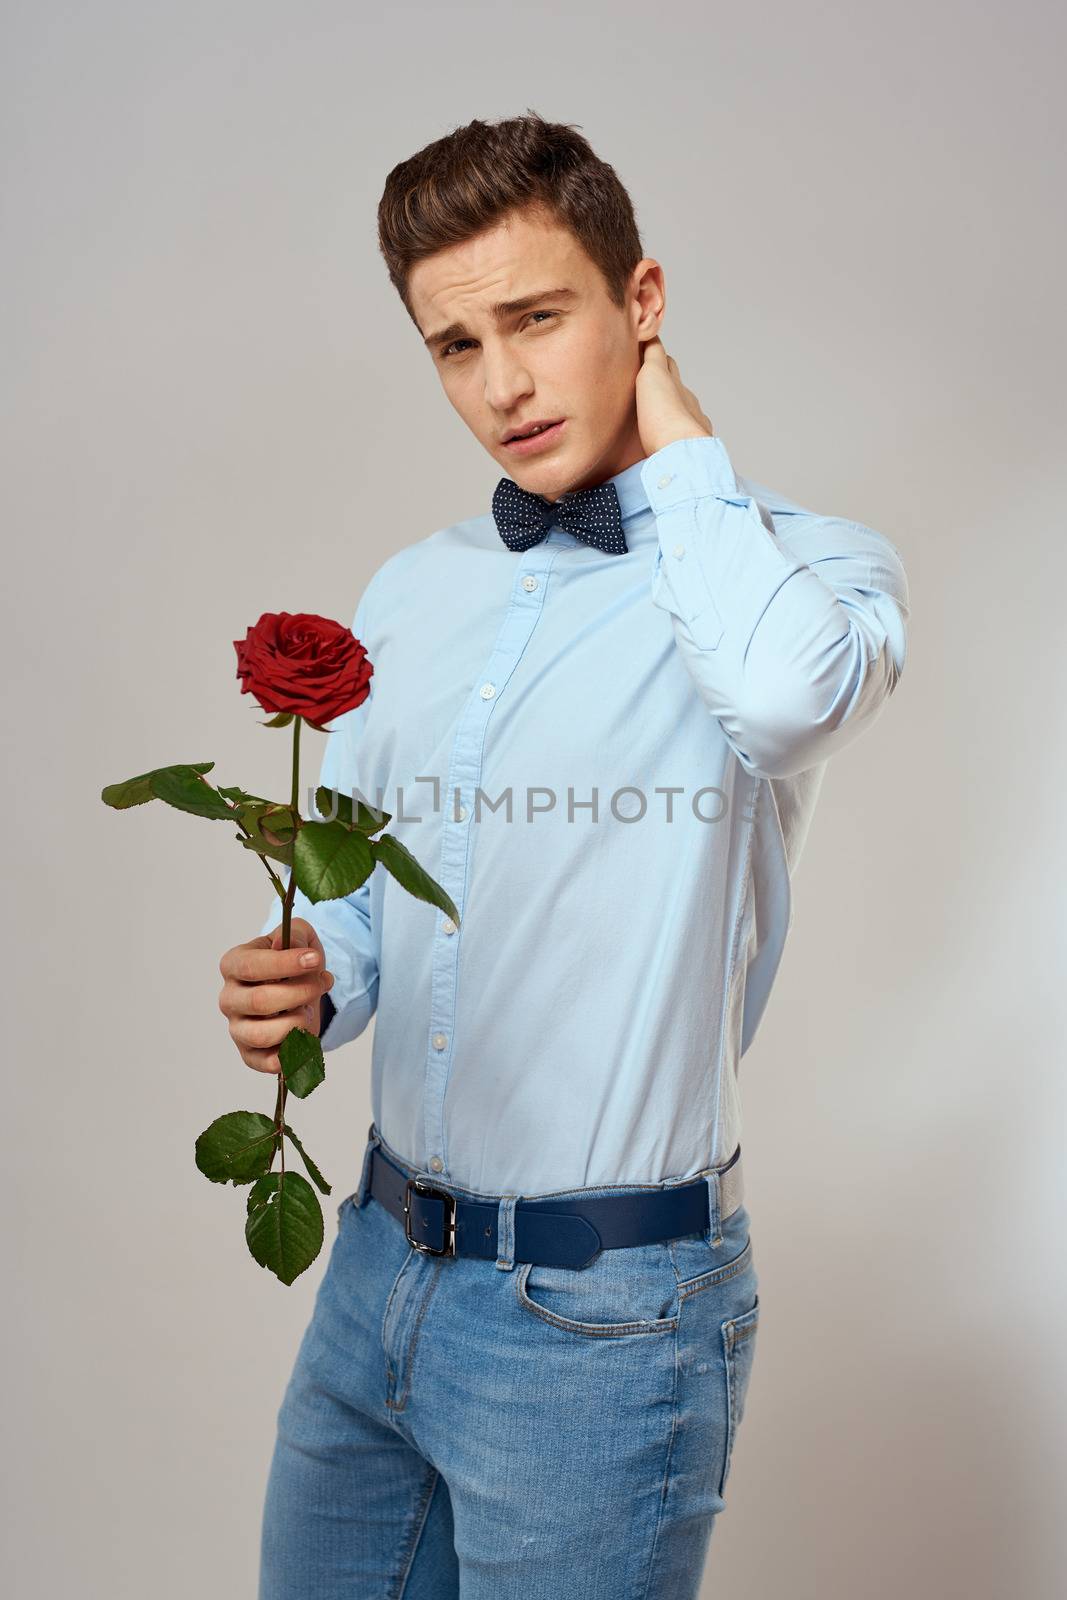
left=640, top=434, right=739, bottom=509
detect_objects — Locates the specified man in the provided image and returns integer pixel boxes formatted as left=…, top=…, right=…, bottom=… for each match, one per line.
left=219, top=111, right=909, bottom=1598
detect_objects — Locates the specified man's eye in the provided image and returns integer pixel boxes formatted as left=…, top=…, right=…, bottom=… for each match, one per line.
left=441, top=311, right=557, bottom=360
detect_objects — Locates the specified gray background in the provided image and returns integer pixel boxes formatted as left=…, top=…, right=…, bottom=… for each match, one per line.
left=5, top=1, right=1065, bottom=1595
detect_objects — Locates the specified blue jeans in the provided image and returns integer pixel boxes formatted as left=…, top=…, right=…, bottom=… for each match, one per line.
left=259, top=1125, right=761, bottom=1599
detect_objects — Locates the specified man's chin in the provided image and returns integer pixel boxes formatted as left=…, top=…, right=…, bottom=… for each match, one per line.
left=498, top=457, right=578, bottom=502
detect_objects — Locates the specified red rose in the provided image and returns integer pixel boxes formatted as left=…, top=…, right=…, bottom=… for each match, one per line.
left=234, top=612, right=373, bottom=731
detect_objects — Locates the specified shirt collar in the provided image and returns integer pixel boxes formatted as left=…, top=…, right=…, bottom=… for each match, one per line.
left=606, top=454, right=652, bottom=524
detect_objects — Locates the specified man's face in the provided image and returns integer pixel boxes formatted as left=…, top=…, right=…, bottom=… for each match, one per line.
left=409, top=205, right=663, bottom=501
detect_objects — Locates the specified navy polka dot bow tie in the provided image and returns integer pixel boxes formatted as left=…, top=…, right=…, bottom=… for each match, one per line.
left=491, top=477, right=627, bottom=555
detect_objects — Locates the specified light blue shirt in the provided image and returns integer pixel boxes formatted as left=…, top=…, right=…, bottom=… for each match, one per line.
left=260, top=435, right=909, bottom=1196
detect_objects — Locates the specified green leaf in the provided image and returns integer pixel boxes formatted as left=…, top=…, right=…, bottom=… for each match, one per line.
left=278, top=1025, right=325, bottom=1099
left=371, top=833, right=460, bottom=925
left=262, top=712, right=294, bottom=728
left=101, top=761, right=215, bottom=809
left=195, top=1110, right=280, bottom=1184
left=314, top=784, right=391, bottom=835
left=239, top=832, right=294, bottom=869
left=244, top=1171, right=324, bottom=1284
left=149, top=765, right=235, bottom=820
left=293, top=819, right=375, bottom=903
left=236, top=799, right=296, bottom=866
left=258, top=804, right=297, bottom=844
left=218, top=785, right=268, bottom=805
left=282, top=1123, right=331, bottom=1194
left=238, top=800, right=296, bottom=844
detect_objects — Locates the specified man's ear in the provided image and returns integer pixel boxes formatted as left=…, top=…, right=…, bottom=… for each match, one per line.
left=629, top=258, right=666, bottom=342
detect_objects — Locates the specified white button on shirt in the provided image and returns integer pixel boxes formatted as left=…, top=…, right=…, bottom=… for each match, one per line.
left=261, top=435, right=910, bottom=1196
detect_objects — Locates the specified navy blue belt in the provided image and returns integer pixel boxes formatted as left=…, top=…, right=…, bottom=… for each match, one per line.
left=361, top=1135, right=744, bottom=1268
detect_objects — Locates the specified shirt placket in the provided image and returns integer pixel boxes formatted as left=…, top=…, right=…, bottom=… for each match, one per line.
left=420, top=536, right=567, bottom=1178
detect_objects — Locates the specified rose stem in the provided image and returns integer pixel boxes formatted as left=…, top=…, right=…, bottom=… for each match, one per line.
left=273, top=713, right=303, bottom=1172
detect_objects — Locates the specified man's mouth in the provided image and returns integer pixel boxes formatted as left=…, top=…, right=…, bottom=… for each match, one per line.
left=502, top=419, right=567, bottom=453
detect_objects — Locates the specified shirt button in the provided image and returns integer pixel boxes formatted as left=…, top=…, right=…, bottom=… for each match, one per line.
left=429, top=1156, right=444, bottom=1173
left=480, top=682, right=496, bottom=699
left=455, top=804, right=469, bottom=822
left=673, top=542, right=685, bottom=558
left=432, top=1032, right=447, bottom=1050
left=442, top=916, right=457, bottom=934
left=521, top=574, right=538, bottom=592
left=658, top=473, right=673, bottom=489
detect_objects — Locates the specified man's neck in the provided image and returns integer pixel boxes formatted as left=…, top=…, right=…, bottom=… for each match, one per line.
left=542, top=436, right=647, bottom=502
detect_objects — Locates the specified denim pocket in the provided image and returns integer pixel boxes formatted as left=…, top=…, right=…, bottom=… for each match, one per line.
left=719, top=1295, right=760, bottom=1494
left=667, top=1200, right=752, bottom=1294
left=515, top=1240, right=680, bottom=1338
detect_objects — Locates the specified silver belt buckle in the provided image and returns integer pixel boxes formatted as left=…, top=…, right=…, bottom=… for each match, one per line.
left=403, top=1176, right=458, bottom=1257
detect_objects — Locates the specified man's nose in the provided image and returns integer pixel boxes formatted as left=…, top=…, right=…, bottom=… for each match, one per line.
left=482, top=345, right=534, bottom=414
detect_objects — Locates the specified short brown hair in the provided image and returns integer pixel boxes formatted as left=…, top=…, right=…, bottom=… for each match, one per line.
left=377, top=109, right=644, bottom=330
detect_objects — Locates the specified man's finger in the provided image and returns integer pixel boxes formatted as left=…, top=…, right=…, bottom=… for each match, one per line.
left=220, top=939, right=322, bottom=982
left=228, top=967, right=333, bottom=1018
left=239, top=1045, right=284, bottom=1076
left=220, top=934, right=270, bottom=977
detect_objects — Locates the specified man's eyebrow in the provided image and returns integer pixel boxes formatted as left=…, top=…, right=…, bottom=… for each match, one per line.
left=422, top=287, right=579, bottom=349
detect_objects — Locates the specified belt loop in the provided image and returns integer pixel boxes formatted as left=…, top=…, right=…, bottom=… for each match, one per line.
left=356, top=1122, right=381, bottom=1208
left=495, top=1194, right=519, bottom=1271
left=704, top=1170, right=723, bottom=1245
